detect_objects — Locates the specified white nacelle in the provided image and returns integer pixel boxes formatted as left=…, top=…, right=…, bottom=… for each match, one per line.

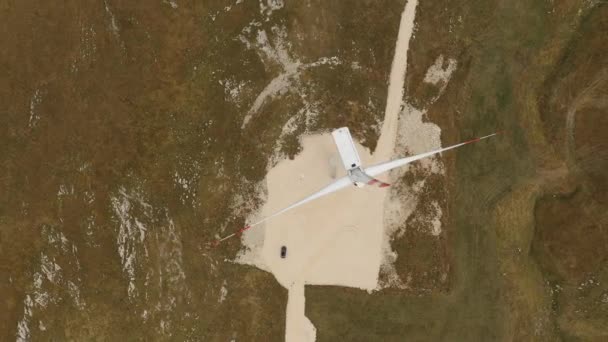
left=331, top=127, right=362, bottom=172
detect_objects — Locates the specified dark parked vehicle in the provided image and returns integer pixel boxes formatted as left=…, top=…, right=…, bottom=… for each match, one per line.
left=280, top=246, right=287, bottom=258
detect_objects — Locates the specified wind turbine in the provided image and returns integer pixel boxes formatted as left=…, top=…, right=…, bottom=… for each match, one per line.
left=213, top=127, right=499, bottom=246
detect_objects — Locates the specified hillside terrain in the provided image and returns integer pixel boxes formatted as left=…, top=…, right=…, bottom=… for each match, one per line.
left=1, top=0, right=606, bottom=340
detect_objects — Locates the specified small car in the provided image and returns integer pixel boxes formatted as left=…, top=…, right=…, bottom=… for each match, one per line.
left=280, top=246, right=287, bottom=258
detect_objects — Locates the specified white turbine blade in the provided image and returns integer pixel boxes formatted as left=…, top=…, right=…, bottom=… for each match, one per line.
left=249, top=176, right=352, bottom=228
left=365, top=132, right=499, bottom=177
left=214, top=176, right=353, bottom=245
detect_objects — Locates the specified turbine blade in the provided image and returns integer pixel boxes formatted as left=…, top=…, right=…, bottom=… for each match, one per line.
left=365, top=132, right=500, bottom=177
left=367, top=178, right=391, bottom=188
left=253, top=176, right=352, bottom=226
left=213, top=176, right=353, bottom=246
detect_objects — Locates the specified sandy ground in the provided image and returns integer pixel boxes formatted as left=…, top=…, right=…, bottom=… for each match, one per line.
left=243, top=127, right=387, bottom=342
left=238, top=0, right=420, bottom=341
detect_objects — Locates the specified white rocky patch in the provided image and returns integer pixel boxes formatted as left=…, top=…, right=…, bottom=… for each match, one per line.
left=16, top=295, right=33, bottom=342
left=221, top=78, right=249, bottom=106
left=29, top=88, right=43, bottom=128
left=16, top=226, right=85, bottom=339
left=259, top=0, right=284, bottom=17
left=103, top=0, right=126, bottom=52
left=111, top=185, right=190, bottom=335
left=71, top=24, right=97, bottom=73
left=429, top=201, right=443, bottom=236
left=40, top=254, right=62, bottom=284
left=395, top=104, right=443, bottom=173
left=159, top=217, right=188, bottom=296
left=84, top=213, right=100, bottom=247
left=67, top=280, right=85, bottom=310
left=207, top=0, right=246, bottom=21
left=239, top=24, right=341, bottom=128
left=103, top=0, right=120, bottom=37
left=423, top=55, right=458, bottom=100
left=218, top=280, right=228, bottom=303
left=172, top=157, right=202, bottom=206
left=57, top=184, right=75, bottom=198
left=147, top=214, right=190, bottom=338
left=163, top=0, right=178, bottom=9
left=377, top=99, right=451, bottom=288
left=111, top=187, right=153, bottom=299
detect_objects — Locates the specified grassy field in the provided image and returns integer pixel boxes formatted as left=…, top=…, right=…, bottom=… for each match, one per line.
left=307, top=0, right=607, bottom=341
left=1, top=0, right=606, bottom=340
